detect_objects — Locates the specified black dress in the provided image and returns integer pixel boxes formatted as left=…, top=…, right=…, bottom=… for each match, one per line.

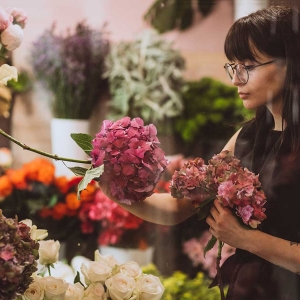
left=211, top=110, right=300, bottom=300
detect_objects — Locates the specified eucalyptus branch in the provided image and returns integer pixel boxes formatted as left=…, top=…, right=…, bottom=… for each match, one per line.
left=0, top=128, right=91, bottom=164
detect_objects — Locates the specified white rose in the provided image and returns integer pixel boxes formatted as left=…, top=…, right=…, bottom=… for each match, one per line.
left=65, top=282, right=84, bottom=300
left=81, top=261, right=112, bottom=285
left=44, top=261, right=75, bottom=284
left=105, top=273, right=138, bottom=300
left=1, top=23, right=23, bottom=50
left=94, top=250, right=118, bottom=268
left=118, top=261, right=143, bottom=280
left=22, top=280, right=44, bottom=300
left=39, top=276, right=69, bottom=300
left=0, top=64, right=17, bottom=85
left=20, top=220, right=48, bottom=241
left=136, top=274, right=165, bottom=300
left=83, top=282, right=107, bottom=300
left=38, top=240, right=60, bottom=265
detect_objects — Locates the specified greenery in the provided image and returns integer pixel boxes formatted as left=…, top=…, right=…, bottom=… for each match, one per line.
left=144, top=0, right=217, bottom=33
left=103, top=30, right=186, bottom=127
left=142, top=264, right=224, bottom=300
left=174, top=77, right=254, bottom=156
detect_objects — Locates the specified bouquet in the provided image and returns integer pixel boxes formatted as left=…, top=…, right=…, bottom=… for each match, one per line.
left=30, top=21, right=109, bottom=119
left=170, top=150, right=267, bottom=298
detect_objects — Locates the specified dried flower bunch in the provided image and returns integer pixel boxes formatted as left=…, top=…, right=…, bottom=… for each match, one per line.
left=89, top=117, right=169, bottom=205
left=0, top=211, right=39, bottom=300
left=170, top=150, right=267, bottom=229
left=30, top=21, right=109, bottom=119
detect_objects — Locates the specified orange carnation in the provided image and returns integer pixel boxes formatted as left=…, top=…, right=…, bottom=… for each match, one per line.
left=80, top=183, right=97, bottom=202
left=54, top=176, right=69, bottom=194
left=52, top=202, right=68, bottom=219
left=65, top=192, right=80, bottom=210
left=6, top=169, right=27, bottom=189
left=0, top=175, right=13, bottom=198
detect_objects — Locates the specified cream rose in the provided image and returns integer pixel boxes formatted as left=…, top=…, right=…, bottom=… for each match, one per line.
left=39, top=276, right=69, bottom=300
left=83, top=282, right=107, bottom=300
left=118, top=261, right=143, bottom=280
left=81, top=261, right=112, bottom=285
left=0, top=64, right=17, bottom=85
left=65, top=282, right=84, bottom=300
left=1, top=23, right=23, bottom=50
left=38, top=240, right=60, bottom=265
left=22, top=280, right=44, bottom=300
left=136, top=274, right=165, bottom=300
left=105, top=273, right=138, bottom=300
left=94, top=250, right=118, bottom=268
left=20, top=219, right=48, bottom=241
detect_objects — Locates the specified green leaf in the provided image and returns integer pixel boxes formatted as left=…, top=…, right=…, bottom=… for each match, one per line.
left=74, top=271, right=85, bottom=287
left=70, top=133, right=93, bottom=155
left=204, top=236, right=217, bottom=258
left=77, top=165, right=104, bottom=199
left=68, top=166, right=90, bottom=176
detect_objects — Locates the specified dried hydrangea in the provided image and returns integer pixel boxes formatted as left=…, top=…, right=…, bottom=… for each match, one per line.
left=0, top=210, right=39, bottom=300
left=90, top=117, right=169, bottom=205
left=170, top=150, right=267, bottom=228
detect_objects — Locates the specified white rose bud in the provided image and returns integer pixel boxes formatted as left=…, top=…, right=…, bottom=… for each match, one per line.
left=20, top=219, right=48, bottom=241
left=94, top=250, right=118, bottom=268
left=83, top=282, right=107, bottom=300
left=39, top=277, right=69, bottom=300
left=118, top=261, right=143, bottom=280
left=105, top=273, right=138, bottom=300
left=0, top=64, right=17, bottom=85
left=38, top=240, right=60, bottom=265
left=81, top=261, right=112, bottom=285
left=22, top=280, right=44, bottom=300
left=136, top=274, right=165, bottom=300
left=65, top=282, right=85, bottom=300
left=1, top=23, right=23, bottom=50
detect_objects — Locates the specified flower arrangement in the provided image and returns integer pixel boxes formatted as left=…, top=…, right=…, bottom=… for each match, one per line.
left=30, top=21, right=109, bottom=119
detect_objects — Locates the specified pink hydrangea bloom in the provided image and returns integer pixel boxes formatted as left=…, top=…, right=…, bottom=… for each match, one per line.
left=91, top=117, right=169, bottom=204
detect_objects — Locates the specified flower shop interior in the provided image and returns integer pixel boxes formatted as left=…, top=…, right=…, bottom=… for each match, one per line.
left=0, top=0, right=295, bottom=299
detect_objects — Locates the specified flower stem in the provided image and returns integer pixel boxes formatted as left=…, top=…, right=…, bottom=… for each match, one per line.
left=0, top=128, right=91, bottom=164
left=216, top=240, right=225, bottom=300
left=47, top=264, right=51, bottom=276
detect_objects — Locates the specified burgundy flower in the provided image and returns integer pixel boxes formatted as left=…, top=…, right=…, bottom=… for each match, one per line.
left=90, top=117, right=169, bottom=205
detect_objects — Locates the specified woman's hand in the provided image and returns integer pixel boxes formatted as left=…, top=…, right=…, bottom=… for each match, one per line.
left=206, top=199, right=247, bottom=249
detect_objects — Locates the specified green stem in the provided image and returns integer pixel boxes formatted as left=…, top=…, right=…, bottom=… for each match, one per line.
left=216, top=240, right=225, bottom=300
left=0, top=128, right=91, bottom=164
left=47, top=264, right=52, bottom=276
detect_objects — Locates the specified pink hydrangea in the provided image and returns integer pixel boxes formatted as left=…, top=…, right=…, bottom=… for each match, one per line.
left=90, top=117, right=169, bottom=205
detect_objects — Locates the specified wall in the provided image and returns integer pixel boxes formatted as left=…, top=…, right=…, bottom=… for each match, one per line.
left=0, top=0, right=233, bottom=167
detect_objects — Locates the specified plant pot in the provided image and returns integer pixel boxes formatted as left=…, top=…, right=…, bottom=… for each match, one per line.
left=51, top=118, right=90, bottom=177
left=99, top=245, right=154, bottom=266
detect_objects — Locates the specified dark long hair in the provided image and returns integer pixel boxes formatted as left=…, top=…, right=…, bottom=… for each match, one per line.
left=224, top=6, right=300, bottom=156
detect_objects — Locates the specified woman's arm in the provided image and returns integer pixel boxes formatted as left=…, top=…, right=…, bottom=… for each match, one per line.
left=206, top=200, right=300, bottom=274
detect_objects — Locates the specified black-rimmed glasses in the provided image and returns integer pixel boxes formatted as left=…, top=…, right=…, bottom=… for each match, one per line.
left=224, top=60, right=276, bottom=84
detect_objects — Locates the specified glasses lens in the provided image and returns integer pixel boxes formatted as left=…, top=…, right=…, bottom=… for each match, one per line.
left=224, top=64, right=233, bottom=80
left=236, top=65, right=248, bottom=83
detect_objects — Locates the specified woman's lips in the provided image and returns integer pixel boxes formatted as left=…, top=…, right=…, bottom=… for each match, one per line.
left=238, top=92, right=250, bottom=99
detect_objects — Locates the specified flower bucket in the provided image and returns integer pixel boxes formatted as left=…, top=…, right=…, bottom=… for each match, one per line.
left=51, top=118, right=90, bottom=177
left=99, top=245, right=154, bottom=266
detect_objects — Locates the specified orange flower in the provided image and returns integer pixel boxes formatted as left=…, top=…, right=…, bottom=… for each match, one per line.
left=0, top=175, right=13, bottom=198
left=65, top=192, right=80, bottom=210
left=80, top=183, right=97, bottom=202
left=39, top=207, right=53, bottom=218
left=52, top=202, right=68, bottom=219
left=54, top=176, right=69, bottom=194
left=6, top=169, right=27, bottom=189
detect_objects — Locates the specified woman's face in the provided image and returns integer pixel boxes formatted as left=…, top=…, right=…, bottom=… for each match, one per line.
left=230, top=49, right=286, bottom=115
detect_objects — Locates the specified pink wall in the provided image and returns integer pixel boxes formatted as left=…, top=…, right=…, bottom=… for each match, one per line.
left=0, top=0, right=233, bottom=166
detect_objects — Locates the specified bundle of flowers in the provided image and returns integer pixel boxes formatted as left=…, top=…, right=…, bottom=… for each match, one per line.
left=89, top=116, right=169, bottom=205
left=30, top=21, right=109, bottom=119
left=0, top=211, right=39, bottom=300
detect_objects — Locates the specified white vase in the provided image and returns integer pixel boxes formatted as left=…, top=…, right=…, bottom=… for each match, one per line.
left=51, top=118, right=90, bottom=177
left=99, top=245, right=154, bottom=266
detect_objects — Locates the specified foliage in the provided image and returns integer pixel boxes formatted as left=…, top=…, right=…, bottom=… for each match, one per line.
left=174, top=77, right=254, bottom=155
left=142, top=264, right=223, bottom=300
left=103, top=30, right=185, bottom=127
left=144, top=0, right=217, bottom=33
left=30, top=21, right=109, bottom=119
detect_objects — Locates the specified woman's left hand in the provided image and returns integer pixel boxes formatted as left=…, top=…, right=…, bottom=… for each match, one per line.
left=206, top=199, right=247, bottom=249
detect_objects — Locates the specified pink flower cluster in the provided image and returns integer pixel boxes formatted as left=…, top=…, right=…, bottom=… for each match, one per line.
left=0, top=7, right=27, bottom=51
left=183, top=231, right=235, bottom=278
left=170, top=150, right=267, bottom=228
left=91, top=117, right=169, bottom=205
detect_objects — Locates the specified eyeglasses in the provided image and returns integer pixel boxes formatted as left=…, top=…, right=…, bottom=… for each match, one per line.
left=224, top=60, right=276, bottom=84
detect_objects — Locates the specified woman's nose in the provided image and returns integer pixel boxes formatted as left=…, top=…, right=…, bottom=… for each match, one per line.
left=232, top=71, right=244, bottom=86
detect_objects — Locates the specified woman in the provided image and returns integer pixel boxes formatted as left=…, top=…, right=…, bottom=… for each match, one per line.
left=100, top=6, right=300, bottom=300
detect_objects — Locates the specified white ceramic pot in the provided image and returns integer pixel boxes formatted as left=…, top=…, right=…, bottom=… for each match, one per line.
left=51, top=118, right=90, bottom=177
left=99, top=245, right=154, bottom=266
